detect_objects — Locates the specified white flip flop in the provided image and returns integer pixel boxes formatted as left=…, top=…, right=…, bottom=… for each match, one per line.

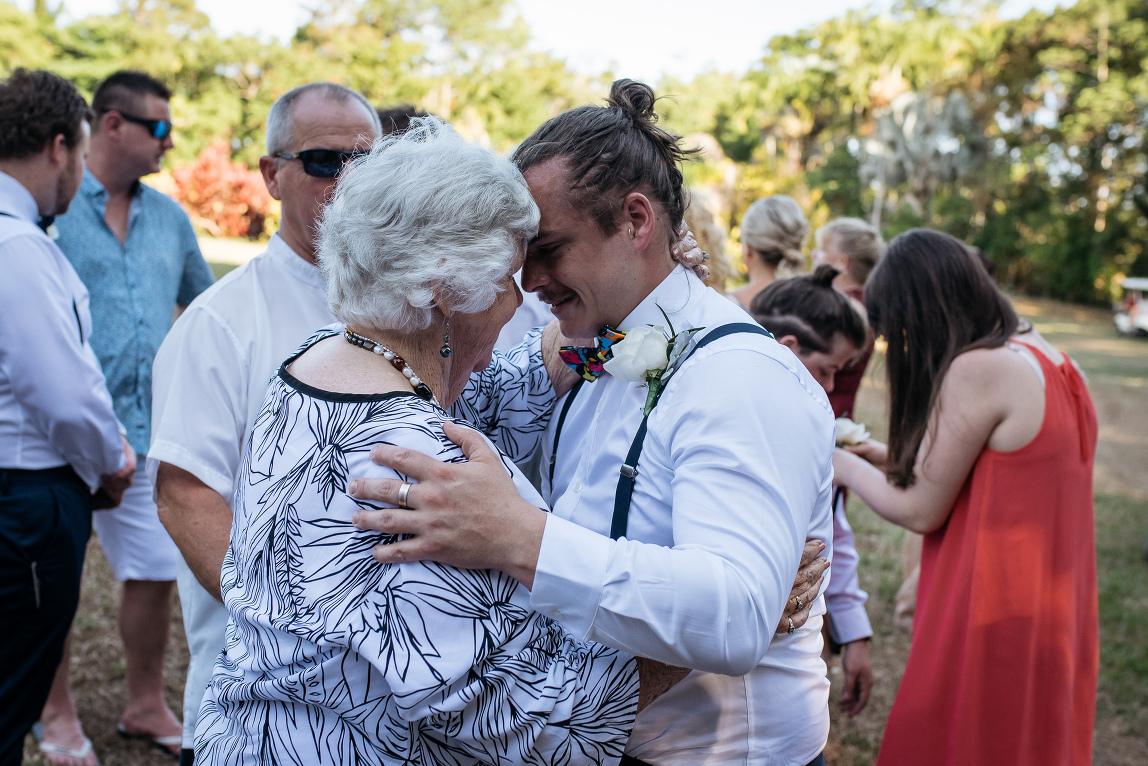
left=31, top=722, right=95, bottom=764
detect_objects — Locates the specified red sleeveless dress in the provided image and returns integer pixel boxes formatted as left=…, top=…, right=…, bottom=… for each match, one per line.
left=877, top=342, right=1099, bottom=766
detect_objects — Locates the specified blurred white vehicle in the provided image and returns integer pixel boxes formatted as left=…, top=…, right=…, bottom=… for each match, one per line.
left=1114, top=277, right=1148, bottom=337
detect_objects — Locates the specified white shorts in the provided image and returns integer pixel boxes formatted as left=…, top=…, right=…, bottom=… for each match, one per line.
left=91, top=463, right=179, bottom=581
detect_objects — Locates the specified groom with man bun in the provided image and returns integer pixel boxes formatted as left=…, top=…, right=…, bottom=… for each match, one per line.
left=351, top=79, right=836, bottom=766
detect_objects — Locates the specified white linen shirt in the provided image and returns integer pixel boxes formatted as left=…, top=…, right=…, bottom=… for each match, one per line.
left=0, top=171, right=124, bottom=488
left=535, top=266, right=836, bottom=766
left=148, top=234, right=333, bottom=500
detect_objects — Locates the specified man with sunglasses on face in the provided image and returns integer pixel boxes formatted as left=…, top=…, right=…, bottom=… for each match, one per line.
left=146, top=82, right=384, bottom=766
left=41, top=70, right=214, bottom=763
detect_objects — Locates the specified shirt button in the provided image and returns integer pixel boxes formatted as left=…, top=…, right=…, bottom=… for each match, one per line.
left=571, top=481, right=585, bottom=493
left=553, top=609, right=565, bottom=620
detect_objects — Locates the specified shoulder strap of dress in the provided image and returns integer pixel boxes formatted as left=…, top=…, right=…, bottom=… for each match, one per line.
left=609, top=322, right=774, bottom=540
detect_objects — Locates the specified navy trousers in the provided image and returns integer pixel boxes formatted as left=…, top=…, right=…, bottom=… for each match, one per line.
left=0, top=466, right=91, bottom=766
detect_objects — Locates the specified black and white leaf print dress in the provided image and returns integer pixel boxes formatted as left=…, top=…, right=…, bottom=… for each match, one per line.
left=194, top=329, right=639, bottom=765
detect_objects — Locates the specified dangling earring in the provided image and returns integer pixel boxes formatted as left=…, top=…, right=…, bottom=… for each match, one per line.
left=440, top=318, right=452, bottom=358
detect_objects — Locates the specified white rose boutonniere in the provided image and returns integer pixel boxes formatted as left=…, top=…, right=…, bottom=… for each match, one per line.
left=603, top=307, right=703, bottom=415
left=835, top=417, right=871, bottom=447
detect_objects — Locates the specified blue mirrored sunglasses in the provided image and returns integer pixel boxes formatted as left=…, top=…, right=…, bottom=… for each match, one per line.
left=110, top=110, right=173, bottom=139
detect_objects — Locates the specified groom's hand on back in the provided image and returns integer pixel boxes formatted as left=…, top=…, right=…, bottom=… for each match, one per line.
left=349, top=421, right=547, bottom=588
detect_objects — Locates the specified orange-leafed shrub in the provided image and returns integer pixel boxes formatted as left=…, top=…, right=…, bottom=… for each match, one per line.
left=172, top=142, right=271, bottom=239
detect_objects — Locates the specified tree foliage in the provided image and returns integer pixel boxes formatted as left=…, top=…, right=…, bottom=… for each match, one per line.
left=4, top=0, right=1145, bottom=302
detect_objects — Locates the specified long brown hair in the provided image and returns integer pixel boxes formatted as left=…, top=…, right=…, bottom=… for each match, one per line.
left=865, top=229, right=1018, bottom=488
left=512, top=79, right=697, bottom=245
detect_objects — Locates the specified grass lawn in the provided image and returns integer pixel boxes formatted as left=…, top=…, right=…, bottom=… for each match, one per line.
left=24, top=296, right=1148, bottom=765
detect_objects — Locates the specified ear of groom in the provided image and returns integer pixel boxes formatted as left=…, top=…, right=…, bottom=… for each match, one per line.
left=521, top=158, right=675, bottom=340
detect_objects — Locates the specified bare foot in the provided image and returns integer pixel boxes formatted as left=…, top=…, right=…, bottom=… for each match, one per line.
left=119, top=702, right=183, bottom=758
left=35, top=714, right=99, bottom=766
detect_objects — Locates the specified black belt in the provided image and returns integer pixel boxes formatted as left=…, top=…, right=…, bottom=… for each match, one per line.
left=0, top=465, right=84, bottom=487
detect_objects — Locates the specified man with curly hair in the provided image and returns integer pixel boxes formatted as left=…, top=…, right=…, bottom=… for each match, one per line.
left=0, top=68, right=135, bottom=766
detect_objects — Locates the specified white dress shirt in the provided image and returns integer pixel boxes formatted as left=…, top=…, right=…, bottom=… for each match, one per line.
left=0, top=171, right=124, bottom=489
left=534, top=266, right=835, bottom=766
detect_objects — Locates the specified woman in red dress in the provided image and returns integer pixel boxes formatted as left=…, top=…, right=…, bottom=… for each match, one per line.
left=832, top=229, right=1099, bottom=765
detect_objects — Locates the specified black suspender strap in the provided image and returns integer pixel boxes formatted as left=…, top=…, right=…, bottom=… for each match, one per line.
left=609, top=322, right=774, bottom=540
left=548, top=378, right=585, bottom=487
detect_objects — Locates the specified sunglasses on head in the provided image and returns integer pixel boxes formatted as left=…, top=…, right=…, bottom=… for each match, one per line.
left=107, top=110, right=173, bottom=139
left=274, top=149, right=367, bottom=178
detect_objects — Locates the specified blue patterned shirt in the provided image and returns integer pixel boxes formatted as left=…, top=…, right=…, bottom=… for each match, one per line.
left=56, top=170, right=214, bottom=454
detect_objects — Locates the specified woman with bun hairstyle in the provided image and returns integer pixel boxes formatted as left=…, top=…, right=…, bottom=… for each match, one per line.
left=729, top=195, right=809, bottom=309
left=751, top=265, right=877, bottom=718
left=832, top=229, right=1099, bottom=766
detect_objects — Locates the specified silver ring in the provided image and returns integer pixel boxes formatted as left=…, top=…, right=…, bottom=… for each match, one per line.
left=787, top=617, right=795, bottom=634
left=397, top=482, right=412, bottom=509
left=794, top=595, right=803, bottom=610
left=701, top=250, right=710, bottom=262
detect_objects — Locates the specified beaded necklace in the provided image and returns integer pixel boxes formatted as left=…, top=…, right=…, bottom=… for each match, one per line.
left=343, top=327, right=438, bottom=404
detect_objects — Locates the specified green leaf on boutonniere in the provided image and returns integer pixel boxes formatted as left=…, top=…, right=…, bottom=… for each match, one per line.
left=643, top=374, right=664, bottom=416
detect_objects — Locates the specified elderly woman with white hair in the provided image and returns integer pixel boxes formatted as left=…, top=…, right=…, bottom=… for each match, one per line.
left=191, top=119, right=675, bottom=764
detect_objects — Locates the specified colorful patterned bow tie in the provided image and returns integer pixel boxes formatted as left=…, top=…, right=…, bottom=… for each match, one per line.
left=559, top=326, right=626, bottom=381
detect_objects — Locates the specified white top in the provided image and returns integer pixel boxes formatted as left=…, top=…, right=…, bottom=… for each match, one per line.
left=149, top=234, right=336, bottom=500
left=195, top=329, right=638, bottom=764
left=534, top=266, right=836, bottom=766
left=0, top=171, right=124, bottom=488
left=149, top=234, right=556, bottom=506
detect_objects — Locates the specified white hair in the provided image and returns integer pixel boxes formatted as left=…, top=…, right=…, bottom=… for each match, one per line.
left=265, top=82, right=382, bottom=155
left=317, top=117, right=539, bottom=332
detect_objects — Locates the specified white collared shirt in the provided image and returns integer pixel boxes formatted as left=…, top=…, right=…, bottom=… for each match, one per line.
left=533, top=266, right=836, bottom=766
left=0, top=171, right=124, bottom=488
left=148, top=234, right=335, bottom=500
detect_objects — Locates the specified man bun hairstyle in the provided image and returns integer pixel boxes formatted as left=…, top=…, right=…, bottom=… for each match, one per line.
left=0, top=68, right=92, bottom=161
left=750, top=264, right=868, bottom=353
left=513, top=78, right=698, bottom=244
left=740, top=195, right=808, bottom=276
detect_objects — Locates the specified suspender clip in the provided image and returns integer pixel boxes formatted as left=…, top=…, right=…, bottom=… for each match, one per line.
left=619, top=464, right=638, bottom=479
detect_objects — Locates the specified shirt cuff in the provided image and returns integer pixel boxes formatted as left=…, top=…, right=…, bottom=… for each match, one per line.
left=826, top=601, right=873, bottom=645
left=529, top=514, right=610, bottom=639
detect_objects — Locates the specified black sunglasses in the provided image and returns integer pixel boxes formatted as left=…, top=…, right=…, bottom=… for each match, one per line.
left=106, top=109, right=173, bottom=139
left=274, top=149, right=367, bottom=178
